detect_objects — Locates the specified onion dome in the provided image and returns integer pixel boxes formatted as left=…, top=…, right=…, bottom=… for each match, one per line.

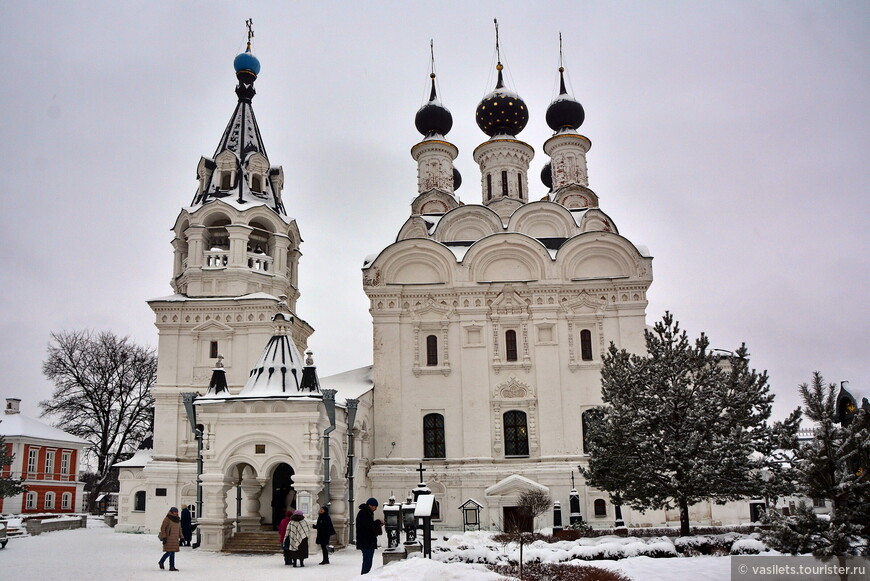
left=415, top=73, right=453, bottom=137
left=452, top=167, right=462, bottom=191
left=541, top=162, right=552, bottom=190
left=546, top=67, right=584, bottom=131
left=234, top=45, right=261, bottom=81
left=476, top=63, right=529, bottom=136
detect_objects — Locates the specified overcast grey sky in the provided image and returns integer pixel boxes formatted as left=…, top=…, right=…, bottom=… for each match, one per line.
left=1, top=1, right=867, bottom=421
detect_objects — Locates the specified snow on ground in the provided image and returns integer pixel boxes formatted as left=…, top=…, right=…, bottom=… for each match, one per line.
left=0, top=517, right=733, bottom=581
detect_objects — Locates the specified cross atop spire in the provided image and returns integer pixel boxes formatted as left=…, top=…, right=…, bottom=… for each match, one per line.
left=246, top=18, right=254, bottom=49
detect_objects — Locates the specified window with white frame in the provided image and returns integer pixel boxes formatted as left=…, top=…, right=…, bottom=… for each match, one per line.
left=61, top=451, right=71, bottom=476
left=44, top=491, right=55, bottom=509
left=27, top=447, right=39, bottom=476
left=26, top=491, right=37, bottom=509
left=61, top=492, right=72, bottom=510
left=45, top=450, right=55, bottom=479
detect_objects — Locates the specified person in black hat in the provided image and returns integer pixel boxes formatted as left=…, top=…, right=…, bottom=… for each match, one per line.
left=313, top=505, right=336, bottom=565
left=355, top=497, right=382, bottom=575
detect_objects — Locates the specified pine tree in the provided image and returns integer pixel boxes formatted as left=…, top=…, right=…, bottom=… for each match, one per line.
left=580, top=312, right=800, bottom=536
left=0, top=433, right=27, bottom=498
left=760, top=373, right=870, bottom=556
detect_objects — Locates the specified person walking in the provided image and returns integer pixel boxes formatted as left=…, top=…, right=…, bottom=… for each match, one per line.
left=278, top=509, right=294, bottom=565
left=355, top=497, right=383, bottom=575
left=180, top=504, right=192, bottom=547
left=313, top=505, right=336, bottom=565
left=283, top=509, right=311, bottom=567
left=158, top=507, right=182, bottom=571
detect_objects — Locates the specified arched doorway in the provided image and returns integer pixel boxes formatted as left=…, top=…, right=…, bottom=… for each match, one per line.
left=270, top=463, right=295, bottom=530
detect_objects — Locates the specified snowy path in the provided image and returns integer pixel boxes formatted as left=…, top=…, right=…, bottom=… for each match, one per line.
left=0, top=519, right=732, bottom=581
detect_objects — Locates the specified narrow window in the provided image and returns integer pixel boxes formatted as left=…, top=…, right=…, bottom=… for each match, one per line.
left=487, top=174, right=493, bottom=200
left=517, top=173, right=523, bottom=199
left=134, top=491, right=147, bottom=511
left=27, top=448, right=38, bottom=475
left=594, top=499, right=607, bottom=517
left=581, top=409, right=596, bottom=454
left=251, top=174, right=262, bottom=193
left=505, top=330, right=518, bottom=362
left=26, top=491, right=37, bottom=510
left=423, top=413, right=446, bottom=459
left=426, top=335, right=438, bottom=366
left=220, top=172, right=232, bottom=190
left=61, top=452, right=71, bottom=476
left=812, top=498, right=826, bottom=508
left=45, top=450, right=55, bottom=479
left=501, top=170, right=509, bottom=197
left=210, top=341, right=219, bottom=359
left=580, top=329, right=593, bottom=361
left=503, top=410, right=529, bottom=456
left=61, top=492, right=72, bottom=510
left=45, top=492, right=55, bottom=510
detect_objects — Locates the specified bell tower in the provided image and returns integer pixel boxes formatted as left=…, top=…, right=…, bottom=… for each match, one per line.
left=133, top=28, right=314, bottom=535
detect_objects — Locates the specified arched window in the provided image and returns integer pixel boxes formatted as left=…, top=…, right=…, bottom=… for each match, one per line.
left=251, top=174, right=262, bottom=193
left=594, top=498, right=607, bottom=517
left=503, top=410, right=529, bottom=457
left=26, top=491, right=37, bottom=510
left=134, top=490, right=147, bottom=512
left=423, top=413, right=446, bottom=459
left=426, top=335, right=438, bottom=366
left=505, top=330, right=518, bottom=362
left=44, top=491, right=55, bottom=510
left=487, top=174, right=493, bottom=200
left=580, top=329, right=593, bottom=361
left=501, top=170, right=509, bottom=197
left=220, top=171, right=232, bottom=190
left=517, top=173, right=523, bottom=199
left=61, top=492, right=72, bottom=510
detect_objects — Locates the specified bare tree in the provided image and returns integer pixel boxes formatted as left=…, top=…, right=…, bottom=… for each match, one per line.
left=497, top=489, right=553, bottom=580
left=41, top=330, right=155, bottom=513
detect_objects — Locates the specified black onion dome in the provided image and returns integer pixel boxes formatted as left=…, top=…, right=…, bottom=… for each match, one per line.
left=415, top=74, right=453, bottom=136
left=541, top=162, right=552, bottom=190
left=476, top=64, right=529, bottom=136
left=452, top=167, right=462, bottom=191
left=546, top=67, right=584, bottom=131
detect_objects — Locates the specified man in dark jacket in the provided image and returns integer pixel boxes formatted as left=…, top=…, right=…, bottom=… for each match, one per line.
left=355, top=497, right=382, bottom=575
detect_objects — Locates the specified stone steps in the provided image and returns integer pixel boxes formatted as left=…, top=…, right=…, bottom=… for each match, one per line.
left=223, top=531, right=283, bottom=554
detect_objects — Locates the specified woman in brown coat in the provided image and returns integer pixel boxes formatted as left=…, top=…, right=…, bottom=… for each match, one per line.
left=158, top=507, right=183, bottom=571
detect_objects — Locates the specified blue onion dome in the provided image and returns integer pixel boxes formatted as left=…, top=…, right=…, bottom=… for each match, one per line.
left=415, top=73, right=453, bottom=137
left=541, top=162, right=552, bottom=190
left=546, top=67, right=584, bottom=131
left=476, top=63, right=529, bottom=137
left=452, top=167, right=462, bottom=191
left=234, top=44, right=261, bottom=83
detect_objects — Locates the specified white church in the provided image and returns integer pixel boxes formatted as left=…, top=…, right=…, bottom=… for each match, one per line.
left=116, top=36, right=756, bottom=550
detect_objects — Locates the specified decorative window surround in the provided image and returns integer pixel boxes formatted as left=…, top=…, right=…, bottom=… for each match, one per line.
left=490, top=286, right=532, bottom=373
left=564, top=291, right=606, bottom=372
left=491, top=377, right=539, bottom=457
left=411, top=298, right=453, bottom=377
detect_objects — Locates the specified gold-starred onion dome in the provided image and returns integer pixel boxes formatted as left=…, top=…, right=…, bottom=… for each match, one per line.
left=476, top=88, right=529, bottom=137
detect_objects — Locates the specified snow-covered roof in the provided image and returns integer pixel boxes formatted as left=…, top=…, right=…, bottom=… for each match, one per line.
left=320, top=365, right=374, bottom=405
left=148, top=291, right=279, bottom=303
left=197, top=312, right=319, bottom=402
left=114, top=448, right=153, bottom=468
left=0, top=413, right=89, bottom=446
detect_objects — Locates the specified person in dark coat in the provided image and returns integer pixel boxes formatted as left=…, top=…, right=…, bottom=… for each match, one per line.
left=158, top=507, right=182, bottom=571
left=355, top=497, right=382, bottom=575
left=284, top=510, right=311, bottom=567
left=278, top=510, right=294, bottom=565
left=180, top=504, right=192, bottom=546
left=313, top=505, right=336, bottom=565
